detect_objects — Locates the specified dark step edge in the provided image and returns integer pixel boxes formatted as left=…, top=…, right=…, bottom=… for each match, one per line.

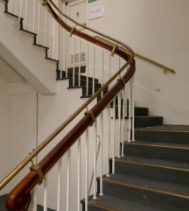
left=103, top=178, right=189, bottom=200
left=125, top=142, right=189, bottom=151
left=114, top=158, right=189, bottom=173
left=135, top=128, right=189, bottom=133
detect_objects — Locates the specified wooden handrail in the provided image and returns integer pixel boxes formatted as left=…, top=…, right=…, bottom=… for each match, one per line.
left=0, top=0, right=134, bottom=191
left=5, top=1, right=135, bottom=210
left=6, top=63, right=135, bottom=211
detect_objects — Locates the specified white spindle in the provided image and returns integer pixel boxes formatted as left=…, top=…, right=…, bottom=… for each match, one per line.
left=57, top=158, right=62, bottom=211
left=37, top=1, right=41, bottom=44
left=112, top=97, right=116, bottom=174
left=106, top=103, right=110, bottom=177
left=93, top=47, right=95, bottom=95
left=93, top=122, right=97, bottom=199
left=11, top=0, right=14, bottom=14
left=44, top=176, right=48, bottom=211
left=128, top=80, right=131, bottom=142
left=86, top=44, right=89, bottom=96
left=99, top=113, right=103, bottom=195
left=25, top=0, right=28, bottom=30
left=19, top=0, right=23, bottom=21
left=77, top=138, right=81, bottom=211
left=72, top=37, right=76, bottom=87
left=44, top=9, right=47, bottom=46
left=117, top=93, right=121, bottom=157
left=101, top=51, right=104, bottom=98
left=66, top=149, right=71, bottom=211
left=65, top=33, right=69, bottom=77
left=131, top=76, right=135, bottom=141
left=32, top=0, right=36, bottom=33
left=85, top=129, right=89, bottom=211
left=79, top=40, right=81, bottom=86
left=121, top=89, right=125, bottom=157
left=49, top=16, right=53, bottom=58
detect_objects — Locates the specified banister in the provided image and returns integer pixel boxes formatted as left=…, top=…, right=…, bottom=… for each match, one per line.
left=5, top=0, right=136, bottom=210
left=6, top=61, right=135, bottom=211
left=95, top=36, right=176, bottom=74
left=0, top=0, right=134, bottom=191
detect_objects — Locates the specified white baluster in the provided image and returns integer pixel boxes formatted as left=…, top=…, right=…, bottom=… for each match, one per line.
left=79, top=40, right=81, bottom=86
left=128, top=79, right=131, bottom=142
left=65, top=33, right=69, bottom=77
left=117, top=93, right=121, bottom=157
left=131, top=75, right=135, bottom=141
left=112, top=97, right=116, bottom=174
left=85, top=129, right=89, bottom=211
left=93, top=121, right=97, bottom=199
left=66, top=149, right=71, bottom=211
left=101, top=51, right=104, bottom=98
left=44, top=176, right=48, bottom=211
left=57, top=158, right=62, bottom=211
left=121, top=89, right=125, bottom=157
left=32, top=0, right=36, bottom=33
left=25, top=0, right=28, bottom=30
left=99, top=114, right=103, bottom=196
left=86, top=44, right=89, bottom=96
left=44, top=9, right=47, bottom=46
left=72, top=37, right=75, bottom=87
left=93, top=47, right=95, bottom=95
left=77, top=137, right=81, bottom=211
left=37, top=1, right=41, bottom=44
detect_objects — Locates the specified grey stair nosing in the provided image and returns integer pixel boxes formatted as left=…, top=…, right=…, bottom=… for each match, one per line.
left=103, top=175, right=189, bottom=199
left=87, top=195, right=170, bottom=211
left=115, top=158, right=189, bottom=172
left=125, top=142, right=189, bottom=150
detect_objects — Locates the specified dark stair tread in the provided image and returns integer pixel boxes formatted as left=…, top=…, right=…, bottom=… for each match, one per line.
left=135, top=124, right=189, bottom=132
left=0, top=195, right=7, bottom=211
left=115, top=156, right=189, bottom=170
left=88, top=195, right=165, bottom=211
left=125, top=141, right=189, bottom=150
left=103, top=174, right=189, bottom=197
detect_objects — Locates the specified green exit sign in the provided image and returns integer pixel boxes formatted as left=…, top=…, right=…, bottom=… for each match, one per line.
left=88, top=0, right=97, bottom=3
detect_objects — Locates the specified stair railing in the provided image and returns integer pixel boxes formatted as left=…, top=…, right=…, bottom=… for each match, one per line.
left=2, top=1, right=135, bottom=211
left=95, top=36, right=176, bottom=74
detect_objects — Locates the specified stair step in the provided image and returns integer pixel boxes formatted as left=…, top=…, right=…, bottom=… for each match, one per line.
left=134, top=107, right=148, bottom=116
left=86, top=195, right=165, bottom=211
left=112, top=156, right=189, bottom=185
left=0, top=195, right=7, bottom=211
left=135, top=125, right=189, bottom=145
left=135, top=116, right=163, bottom=128
left=68, top=78, right=101, bottom=88
left=100, top=174, right=189, bottom=211
left=124, top=141, right=189, bottom=163
left=61, top=71, right=99, bottom=83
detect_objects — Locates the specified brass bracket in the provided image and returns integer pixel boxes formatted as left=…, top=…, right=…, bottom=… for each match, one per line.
left=84, top=110, right=95, bottom=127
left=30, top=165, right=44, bottom=185
left=117, top=77, right=126, bottom=90
left=42, top=0, right=49, bottom=6
left=163, top=69, right=168, bottom=74
left=111, top=43, right=118, bottom=57
left=70, top=26, right=76, bottom=37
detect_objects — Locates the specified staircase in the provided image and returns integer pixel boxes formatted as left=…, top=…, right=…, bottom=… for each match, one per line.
left=83, top=107, right=189, bottom=211
left=1, top=1, right=189, bottom=211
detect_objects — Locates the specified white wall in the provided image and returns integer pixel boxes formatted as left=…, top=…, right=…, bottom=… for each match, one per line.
left=87, top=0, right=189, bottom=124
left=0, top=76, right=10, bottom=195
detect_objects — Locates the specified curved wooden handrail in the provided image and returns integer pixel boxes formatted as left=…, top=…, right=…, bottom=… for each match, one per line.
left=6, top=1, right=135, bottom=210
left=0, top=0, right=134, bottom=191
